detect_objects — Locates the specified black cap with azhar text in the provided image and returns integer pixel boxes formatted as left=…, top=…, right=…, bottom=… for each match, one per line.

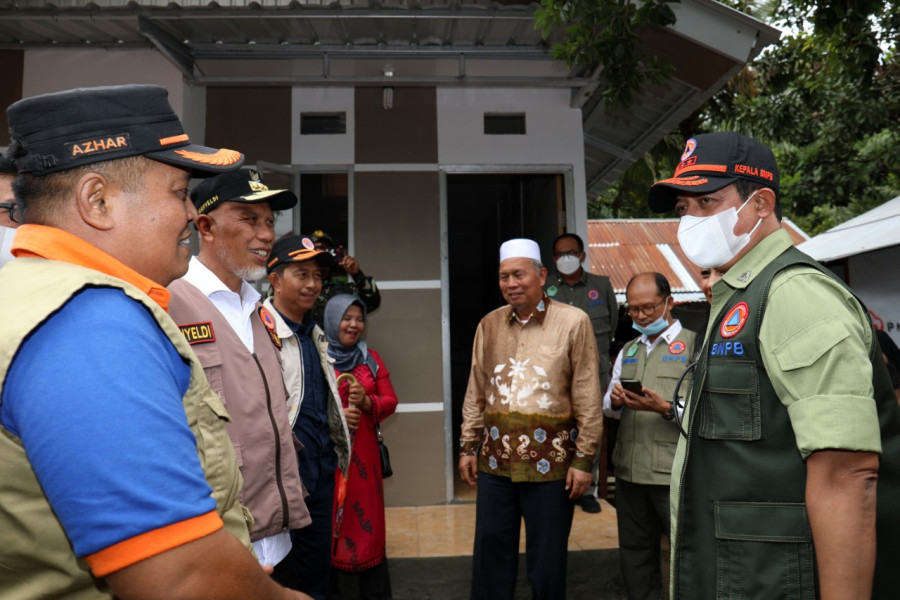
left=6, top=84, right=244, bottom=176
left=647, top=132, right=779, bottom=213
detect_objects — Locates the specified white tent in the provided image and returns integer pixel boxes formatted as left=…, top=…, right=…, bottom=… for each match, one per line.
left=798, top=195, right=900, bottom=347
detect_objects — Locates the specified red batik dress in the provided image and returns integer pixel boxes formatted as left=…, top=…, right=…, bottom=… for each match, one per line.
left=331, top=348, right=398, bottom=572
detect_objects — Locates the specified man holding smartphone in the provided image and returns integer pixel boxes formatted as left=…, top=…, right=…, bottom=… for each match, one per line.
left=603, top=272, right=697, bottom=600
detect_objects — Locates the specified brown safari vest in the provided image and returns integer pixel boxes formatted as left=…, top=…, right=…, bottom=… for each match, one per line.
left=0, top=258, right=251, bottom=599
left=168, top=279, right=310, bottom=540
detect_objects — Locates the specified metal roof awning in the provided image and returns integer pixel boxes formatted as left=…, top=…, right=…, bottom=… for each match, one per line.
left=798, top=195, right=900, bottom=263
left=0, top=0, right=780, bottom=198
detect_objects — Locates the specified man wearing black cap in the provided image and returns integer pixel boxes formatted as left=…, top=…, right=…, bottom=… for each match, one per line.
left=648, top=131, right=900, bottom=599
left=167, top=169, right=312, bottom=581
left=0, top=85, right=311, bottom=599
left=263, top=234, right=352, bottom=599
left=309, top=229, right=381, bottom=327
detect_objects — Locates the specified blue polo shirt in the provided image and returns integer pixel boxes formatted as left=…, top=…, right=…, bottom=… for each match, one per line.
left=1, top=288, right=217, bottom=559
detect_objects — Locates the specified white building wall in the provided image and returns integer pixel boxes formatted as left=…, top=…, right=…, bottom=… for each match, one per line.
left=436, top=87, right=588, bottom=237
left=291, top=87, right=356, bottom=166
left=23, top=49, right=186, bottom=113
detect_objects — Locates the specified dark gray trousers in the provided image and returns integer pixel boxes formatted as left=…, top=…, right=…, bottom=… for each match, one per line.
left=615, top=479, right=670, bottom=600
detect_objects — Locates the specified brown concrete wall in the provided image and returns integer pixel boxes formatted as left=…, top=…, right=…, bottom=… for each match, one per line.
left=355, top=87, right=437, bottom=164
left=205, top=86, right=291, bottom=165
left=0, top=50, right=24, bottom=147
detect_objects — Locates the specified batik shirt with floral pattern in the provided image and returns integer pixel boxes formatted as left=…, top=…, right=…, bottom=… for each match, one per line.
left=459, top=297, right=603, bottom=482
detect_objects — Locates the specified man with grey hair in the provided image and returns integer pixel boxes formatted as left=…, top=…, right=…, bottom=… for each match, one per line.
left=459, top=237, right=602, bottom=600
left=168, top=169, right=311, bottom=581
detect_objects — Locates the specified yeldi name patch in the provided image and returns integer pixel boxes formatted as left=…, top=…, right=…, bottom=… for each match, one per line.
left=179, top=321, right=216, bottom=345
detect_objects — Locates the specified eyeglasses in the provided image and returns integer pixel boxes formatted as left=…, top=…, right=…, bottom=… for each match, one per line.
left=625, top=299, right=666, bottom=317
left=0, top=202, right=18, bottom=224
left=553, top=249, right=580, bottom=258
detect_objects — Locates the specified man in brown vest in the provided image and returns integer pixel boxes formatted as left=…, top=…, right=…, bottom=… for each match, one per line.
left=168, top=169, right=311, bottom=583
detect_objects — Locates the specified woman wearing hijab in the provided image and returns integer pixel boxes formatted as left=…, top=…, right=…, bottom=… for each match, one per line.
left=324, top=294, right=398, bottom=600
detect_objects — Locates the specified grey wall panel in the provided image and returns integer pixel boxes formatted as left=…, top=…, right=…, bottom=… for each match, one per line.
left=354, top=171, right=441, bottom=280
left=365, top=288, right=442, bottom=407
left=365, top=288, right=446, bottom=506
left=381, top=411, right=447, bottom=506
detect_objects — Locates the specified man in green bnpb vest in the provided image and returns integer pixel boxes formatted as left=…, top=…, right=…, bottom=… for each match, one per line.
left=603, top=272, right=697, bottom=600
left=647, top=131, right=900, bottom=599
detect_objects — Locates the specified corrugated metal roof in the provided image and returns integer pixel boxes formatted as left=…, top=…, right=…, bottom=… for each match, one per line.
left=798, top=195, right=900, bottom=262
left=587, top=218, right=809, bottom=303
left=0, top=0, right=780, bottom=201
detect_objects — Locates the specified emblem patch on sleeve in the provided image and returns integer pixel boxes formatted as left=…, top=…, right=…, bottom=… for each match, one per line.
left=258, top=307, right=282, bottom=349
left=179, top=321, right=216, bottom=345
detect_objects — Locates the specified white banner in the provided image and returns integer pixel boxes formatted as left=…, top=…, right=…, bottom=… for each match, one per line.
left=847, top=246, right=900, bottom=349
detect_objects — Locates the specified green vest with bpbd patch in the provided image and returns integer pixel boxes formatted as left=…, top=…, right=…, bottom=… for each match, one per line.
left=616, top=327, right=696, bottom=485
left=672, top=247, right=900, bottom=599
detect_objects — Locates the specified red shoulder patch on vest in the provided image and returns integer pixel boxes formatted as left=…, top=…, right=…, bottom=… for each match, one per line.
left=179, top=321, right=215, bottom=345
left=258, top=307, right=281, bottom=349
left=669, top=340, right=686, bottom=355
left=720, top=302, right=750, bottom=339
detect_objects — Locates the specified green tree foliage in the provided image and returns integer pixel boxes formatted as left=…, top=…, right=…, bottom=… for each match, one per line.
left=534, top=0, right=679, bottom=111
left=543, top=0, right=900, bottom=234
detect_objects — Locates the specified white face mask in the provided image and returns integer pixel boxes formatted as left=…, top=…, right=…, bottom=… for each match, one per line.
left=677, top=192, right=762, bottom=269
left=555, top=254, right=582, bottom=276
left=0, top=226, right=16, bottom=269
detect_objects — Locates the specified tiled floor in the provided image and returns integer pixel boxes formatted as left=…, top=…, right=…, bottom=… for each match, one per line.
left=385, top=499, right=619, bottom=559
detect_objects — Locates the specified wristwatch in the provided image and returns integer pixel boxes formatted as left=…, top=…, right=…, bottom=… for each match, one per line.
left=662, top=403, right=676, bottom=421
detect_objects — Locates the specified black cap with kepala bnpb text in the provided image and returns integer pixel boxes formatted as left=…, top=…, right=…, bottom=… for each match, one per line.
left=647, top=132, right=779, bottom=213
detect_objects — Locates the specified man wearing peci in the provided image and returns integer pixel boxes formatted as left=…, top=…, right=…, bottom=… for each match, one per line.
left=648, top=131, right=900, bottom=598
left=459, top=238, right=603, bottom=600
left=0, top=84, right=311, bottom=599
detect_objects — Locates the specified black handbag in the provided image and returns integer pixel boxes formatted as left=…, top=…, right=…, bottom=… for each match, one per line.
left=376, top=424, right=393, bottom=479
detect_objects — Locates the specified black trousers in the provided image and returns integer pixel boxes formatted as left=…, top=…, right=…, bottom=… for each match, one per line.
left=614, top=479, right=670, bottom=600
left=277, top=469, right=335, bottom=600
left=470, top=473, right=574, bottom=600
left=328, top=558, right=393, bottom=600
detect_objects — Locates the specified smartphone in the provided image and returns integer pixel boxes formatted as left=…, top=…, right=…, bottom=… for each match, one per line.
left=620, top=379, right=643, bottom=395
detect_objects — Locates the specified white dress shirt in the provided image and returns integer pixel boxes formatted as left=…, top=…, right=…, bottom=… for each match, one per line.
left=181, top=257, right=292, bottom=566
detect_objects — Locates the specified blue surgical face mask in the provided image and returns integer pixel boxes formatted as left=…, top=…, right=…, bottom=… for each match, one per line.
left=631, top=302, right=670, bottom=336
